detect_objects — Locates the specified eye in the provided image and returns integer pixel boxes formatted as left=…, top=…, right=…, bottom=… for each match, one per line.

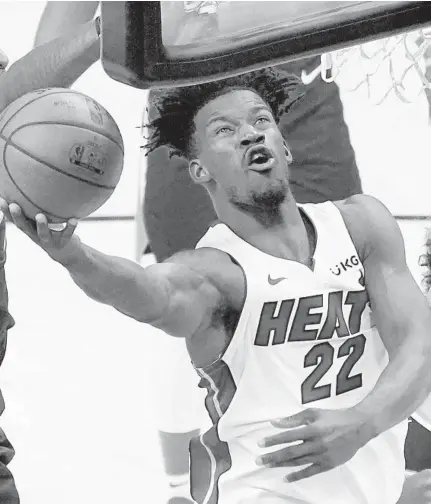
left=256, top=116, right=270, bottom=125
left=215, top=126, right=233, bottom=135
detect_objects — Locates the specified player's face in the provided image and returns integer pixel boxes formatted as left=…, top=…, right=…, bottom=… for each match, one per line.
left=191, top=90, right=291, bottom=211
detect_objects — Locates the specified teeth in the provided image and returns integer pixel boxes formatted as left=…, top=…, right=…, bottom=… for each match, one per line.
left=252, top=156, right=268, bottom=164
left=250, top=151, right=269, bottom=163
left=251, top=154, right=263, bottom=162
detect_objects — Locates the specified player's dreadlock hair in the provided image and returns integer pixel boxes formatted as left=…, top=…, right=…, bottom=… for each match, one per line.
left=144, top=67, right=305, bottom=159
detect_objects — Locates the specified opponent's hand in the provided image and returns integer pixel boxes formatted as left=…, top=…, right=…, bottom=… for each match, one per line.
left=398, top=470, right=431, bottom=504
left=0, top=198, right=79, bottom=263
left=257, top=407, right=372, bottom=483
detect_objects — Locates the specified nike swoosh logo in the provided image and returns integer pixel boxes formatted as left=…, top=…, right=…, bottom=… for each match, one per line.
left=301, top=66, right=322, bottom=85
left=268, top=275, right=287, bottom=286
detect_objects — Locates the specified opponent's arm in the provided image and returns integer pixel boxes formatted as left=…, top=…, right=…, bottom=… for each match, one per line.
left=4, top=203, right=224, bottom=338
left=0, top=213, right=14, bottom=368
left=346, top=194, right=431, bottom=435
left=34, top=1, right=99, bottom=46
left=0, top=17, right=100, bottom=113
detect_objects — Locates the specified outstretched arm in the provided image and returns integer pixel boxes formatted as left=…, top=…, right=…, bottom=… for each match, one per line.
left=0, top=17, right=100, bottom=113
left=2, top=202, right=224, bottom=339
left=55, top=238, right=220, bottom=338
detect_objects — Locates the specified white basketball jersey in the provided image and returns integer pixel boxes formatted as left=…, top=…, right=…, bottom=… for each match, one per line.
left=189, top=201, right=407, bottom=504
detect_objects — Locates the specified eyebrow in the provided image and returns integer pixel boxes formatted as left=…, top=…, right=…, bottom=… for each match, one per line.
left=206, top=115, right=234, bottom=129
left=249, top=105, right=272, bottom=114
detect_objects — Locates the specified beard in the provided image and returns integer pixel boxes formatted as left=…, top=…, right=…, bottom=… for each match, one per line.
left=227, top=177, right=289, bottom=227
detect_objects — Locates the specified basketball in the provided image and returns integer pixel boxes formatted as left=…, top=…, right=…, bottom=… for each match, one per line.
left=0, top=88, right=124, bottom=222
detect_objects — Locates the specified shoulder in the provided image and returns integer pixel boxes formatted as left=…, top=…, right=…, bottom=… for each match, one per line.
left=165, top=247, right=239, bottom=279
left=334, top=193, right=391, bottom=221
left=164, top=247, right=246, bottom=310
left=333, top=194, right=404, bottom=262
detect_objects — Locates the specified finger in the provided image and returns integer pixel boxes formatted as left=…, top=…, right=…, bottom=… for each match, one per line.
left=267, top=454, right=319, bottom=469
left=259, top=425, right=314, bottom=448
left=61, top=218, right=78, bottom=241
left=0, top=198, right=12, bottom=221
left=271, top=409, right=318, bottom=429
left=257, top=441, right=321, bottom=467
left=35, top=214, right=52, bottom=245
left=9, top=204, right=37, bottom=238
left=284, top=463, right=328, bottom=483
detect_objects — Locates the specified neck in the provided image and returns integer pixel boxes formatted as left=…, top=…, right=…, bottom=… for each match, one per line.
left=213, top=192, right=313, bottom=263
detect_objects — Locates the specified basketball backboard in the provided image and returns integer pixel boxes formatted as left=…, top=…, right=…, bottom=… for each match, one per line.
left=100, top=1, right=431, bottom=89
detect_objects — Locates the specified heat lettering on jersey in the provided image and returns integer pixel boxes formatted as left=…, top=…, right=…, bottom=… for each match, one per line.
left=254, top=289, right=369, bottom=347
left=254, top=289, right=371, bottom=405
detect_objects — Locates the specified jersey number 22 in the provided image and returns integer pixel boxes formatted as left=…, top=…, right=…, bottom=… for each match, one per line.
left=301, top=334, right=366, bottom=404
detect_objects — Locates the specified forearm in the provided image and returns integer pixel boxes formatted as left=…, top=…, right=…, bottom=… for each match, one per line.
left=55, top=238, right=168, bottom=322
left=34, top=1, right=99, bottom=46
left=355, top=326, right=431, bottom=438
left=0, top=19, right=100, bottom=112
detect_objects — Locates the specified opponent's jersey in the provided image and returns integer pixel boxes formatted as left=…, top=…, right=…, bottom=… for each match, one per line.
left=190, top=201, right=407, bottom=504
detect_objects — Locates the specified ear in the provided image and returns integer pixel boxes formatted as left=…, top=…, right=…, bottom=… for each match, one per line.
left=189, top=159, right=212, bottom=185
left=283, top=142, right=293, bottom=164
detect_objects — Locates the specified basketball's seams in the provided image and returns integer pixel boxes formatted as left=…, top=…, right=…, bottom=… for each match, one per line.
left=1, top=141, right=70, bottom=220
left=8, top=120, right=124, bottom=153
left=1, top=128, right=118, bottom=190
left=0, top=89, right=81, bottom=135
left=0, top=88, right=123, bottom=221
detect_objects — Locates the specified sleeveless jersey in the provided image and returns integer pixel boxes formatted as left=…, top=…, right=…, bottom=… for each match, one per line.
left=190, top=201, right=408, bottom=504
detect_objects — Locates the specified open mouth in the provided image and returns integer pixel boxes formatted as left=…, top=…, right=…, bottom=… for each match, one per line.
left=246, top=146, right=275, bottom=170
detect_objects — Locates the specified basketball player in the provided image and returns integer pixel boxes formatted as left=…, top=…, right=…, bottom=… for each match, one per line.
left=0, top=15, right=101, bottom=502
left=32, top=4, right=363, bottom=501
left=6, top=67, right=431, bottom=504
left=30, top=3, right=431, bottom=501
left=34, top=4, right=431, bottom=499
left=142, top=39, right=431, bottom=499
left=142, top=55, right=361, bottom=503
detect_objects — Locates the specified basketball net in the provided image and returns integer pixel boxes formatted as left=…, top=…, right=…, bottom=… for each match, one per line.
left=307, top=26, right=431, bottom=105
